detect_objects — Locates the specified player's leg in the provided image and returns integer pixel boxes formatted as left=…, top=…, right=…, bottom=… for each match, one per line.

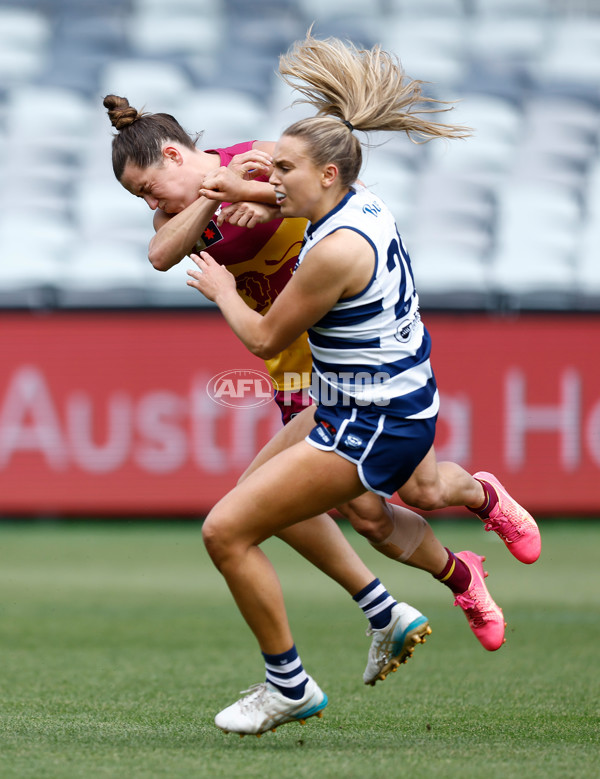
left=399, top=447, right=541, bottom=563
left=239, top=404, right=502, bottom=652
left=203, top=441, right=367, bottom=653
left=241, top=408, right=505, bottom=652
left=230, top=405, right=431, bottom=685
left=207, top=439, right=434, bottom=734
left=338, top=492, right=444, bottom=567
left=237, top=405, right=398, bottom=596
left=393, top=446, right=540, bottom=649
left=240, top=407, right=445, bottom=584
left=335, top=490, right=504, bottom=649
left=241, top=409, right=443, bottom=577
left=397, top=446, right=483, bottom=511
left=206, top=442, right=360, bottom=735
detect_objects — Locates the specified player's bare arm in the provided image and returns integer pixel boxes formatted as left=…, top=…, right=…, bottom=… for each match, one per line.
left=199, top=166, right=278, bottom=204
left=148, top=196, right=220, bottom=271
left=186, top=229, right=374, bottom=359
left=218, top=201, right=282, bottom=229
left=199, top=146, right=278, bottom=206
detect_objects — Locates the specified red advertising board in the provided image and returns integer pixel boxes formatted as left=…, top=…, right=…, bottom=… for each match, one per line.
left=0, top=311, right=598, bottom=516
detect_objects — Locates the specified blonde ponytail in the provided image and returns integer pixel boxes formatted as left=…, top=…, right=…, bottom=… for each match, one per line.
left=279, top=31, right=470, bottom=142
left=278, top=31, right=471, bottom=188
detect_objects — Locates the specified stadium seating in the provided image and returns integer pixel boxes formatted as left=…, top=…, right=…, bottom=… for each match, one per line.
left=0, top=6, right=51, bottom=86
left=0, top=0, right=599, bottom=311
left=58, top=241, right=152, bottom=308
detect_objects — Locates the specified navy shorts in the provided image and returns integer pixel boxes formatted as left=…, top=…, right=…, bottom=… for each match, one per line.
left=306, top=403, right=437, bottom=497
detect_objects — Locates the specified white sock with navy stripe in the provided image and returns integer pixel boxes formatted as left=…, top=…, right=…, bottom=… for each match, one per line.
left=262, top=644, right=309, bottom=700
left=353, top=578, right=398, bottom=629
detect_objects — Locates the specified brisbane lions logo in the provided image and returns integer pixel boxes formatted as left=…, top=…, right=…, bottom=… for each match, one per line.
left=236, top=271, right=275, bottom=313
left=236, top=242, right=303, bottom=312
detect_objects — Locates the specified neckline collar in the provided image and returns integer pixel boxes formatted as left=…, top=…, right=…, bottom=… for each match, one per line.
left=306, top=188, right=356, bottom=237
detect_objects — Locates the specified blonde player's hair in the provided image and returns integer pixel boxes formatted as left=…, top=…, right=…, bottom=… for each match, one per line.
left=278, top=30, right=471, bottom=188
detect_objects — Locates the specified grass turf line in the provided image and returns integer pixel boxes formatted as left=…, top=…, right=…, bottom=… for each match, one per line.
left=0, top=519, right=597, bottom=779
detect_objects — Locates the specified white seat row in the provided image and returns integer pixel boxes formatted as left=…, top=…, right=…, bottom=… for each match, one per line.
left=1, top=1, right=600, bottom=310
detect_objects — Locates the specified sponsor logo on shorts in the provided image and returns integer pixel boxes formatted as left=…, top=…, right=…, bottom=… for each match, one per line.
left=344, top=434, right=363, bottom=448
left=206, top=369, right=276, bottom=408
left=316, top=425, right=332, bottom=442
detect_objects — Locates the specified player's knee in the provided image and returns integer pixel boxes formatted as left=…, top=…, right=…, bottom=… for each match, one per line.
left=354, top=520, right=390, bottom=544
left=337, top=498, right=391, bottom=544
left=403, top=484, right=443, bottom=512
left=202, top=510, right=233, bottom=568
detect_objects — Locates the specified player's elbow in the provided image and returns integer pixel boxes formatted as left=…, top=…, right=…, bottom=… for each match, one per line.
left=250, top=332, right=283, bottom=361
left=147, top=247, right=171, bottom=271
left=148, top=236, right=184, bottom=271
left=252, top=342, right=279, bottom=361
left=242, top=316, right=288, bottom=360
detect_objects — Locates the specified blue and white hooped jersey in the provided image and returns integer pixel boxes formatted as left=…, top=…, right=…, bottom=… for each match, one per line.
left=297, top=185, right=439, bottom=420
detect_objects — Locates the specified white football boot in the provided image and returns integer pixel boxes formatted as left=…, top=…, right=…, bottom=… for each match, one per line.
left=215, top=676, right=328, bottom=736
left=363, top=602, right=431, bottom=685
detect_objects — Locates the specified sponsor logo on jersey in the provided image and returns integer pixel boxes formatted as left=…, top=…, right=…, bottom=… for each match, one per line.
left=395, top=318, right=413, bottom=343
left=362, top=201, right=382, bottom=217
left=195, top=220, right=224, bottom=251
left=394, top=311, right=421, bottom=343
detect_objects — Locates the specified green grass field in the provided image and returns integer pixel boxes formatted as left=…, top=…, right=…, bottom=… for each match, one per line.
left=0, top=519, right=598, bottom=779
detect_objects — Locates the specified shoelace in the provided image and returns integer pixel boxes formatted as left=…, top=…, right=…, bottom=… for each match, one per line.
left=238, top=683, right=270, bottom=714
left=484, top=513, right=523, bottom=542
left=454, top=590, right=495, bottom=628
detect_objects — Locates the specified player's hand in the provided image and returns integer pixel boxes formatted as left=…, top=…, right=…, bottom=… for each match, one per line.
left=199, top=166, right=248, bottom=202
left=217, top=201, right=281, bottom=228
left=187, top=251, right=236, bottom=303
left=198, top=152, right=273, bottom=203
left=228, top=150, right=273, bottom=181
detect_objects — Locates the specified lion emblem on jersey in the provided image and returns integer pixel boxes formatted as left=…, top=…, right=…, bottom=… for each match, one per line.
left=236, top=271, right=275, bottom=313
left=236, top=252, right=298, bottom=313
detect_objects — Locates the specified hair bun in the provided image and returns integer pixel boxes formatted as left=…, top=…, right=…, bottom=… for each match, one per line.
left=103, top=94, right=142, bottom=130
